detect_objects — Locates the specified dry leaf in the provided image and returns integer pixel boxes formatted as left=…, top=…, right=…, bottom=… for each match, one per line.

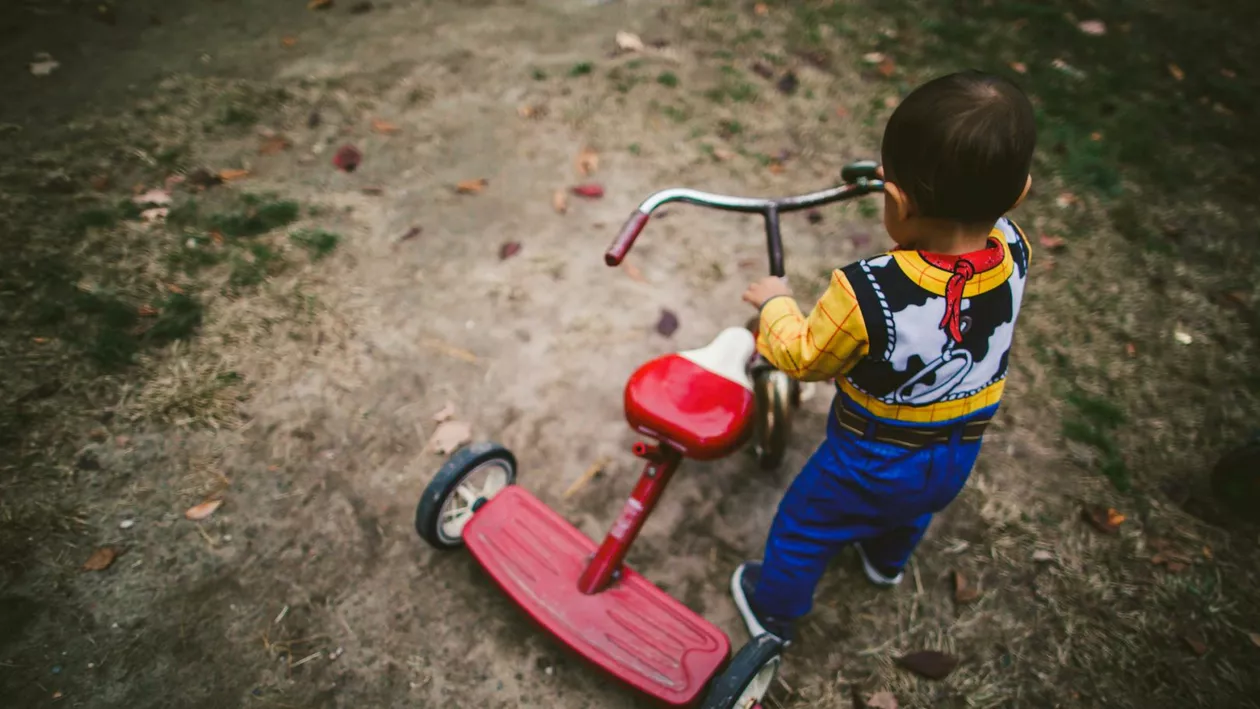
left=1202, top=545, right=1213, bottom=559
left=371, top=119, right=400, bottom=135
left=137, top=305, right=159, bottom=317
left=1183, top=635, right=1208, bottom=656
left=571, top=183, right=605, bottom=199
left=433, top=402, right=456, bottom=423
left=308, top=0, right=333, bottom=9
left=862, top=52, right=886, bottom=64
left=258, top=136, right=290, bottom=155
left=1174, top=330, right=1193, bottom=345
left=1248, top=632, right=1260, bottom=648
left=89, top=174, right=111, bottom=191
left=575, top=147, right=600, bottom=176
left=656, top=309, right=680, bottom=337
left=281, top=36, right=298, bottom=48
left=769, top=161, right=786, bottom=175
left=1091, top=131, right=1103, bottom=141
left=1221, top=68, right=1237, bottom=79
left=877, top=57, right=896, bottom=78
left=184, top=499, right=223, bottom=521
left=397, top=226, right=422, bottom=243
left=33, top=337, right=49, bottom=344
left=751, top=61, right=775, bottom=79
left=428, top=420, right=472, bottom=455
left=133, top=188, right=172, bottom=206
left=82, top=546, right=118, bottom=571
left=1077, top=20, right=1107, bottom=36
left=896, top=651, right=959, bottom=680
left=1168, top=63, right=1185, bottom=81
left=218, top=168, right=250, bottom=182
left=753, top=3, right=769, bottom=16
left=333, top=145, right=362, bottom=172
left=517, top=104, right=547, bottom=119
left=953, top=570, right=981, bottom=604
left=552, top=189, right=568, bottom=214
left=1082, top=505, right=1123, bottom=534
left=615, top=31, right=645, bottom=53
left=500, top=241, right=522, bottom=260
left=865, top=691, right=899, bottom=709
left=1125, top=342, right=1137, bottom=357
left=777, top=71, right=799, bottom=95
left=166, top=283, right=185, bottom=294
left=456, top=178, right=488, bottom=194
left=1165, top=561, right=1188, bottom=573
left=1032, top=549, right=1055, bottom=562
left=713, top=147, right=736, bottom=161
left=883, top=95, right=900, bottom=109
left=30, top=53, right=59, bottom=76
left=1055, top=192, right=1078, bottom=208
left=624, top=262, right=646, bottom=282
left=1010, top=61, right=1028, bottom=74
left=362, top=186, right=384, bottom=196
left=140, top=208, right=169, bottom=223
left=1039, top=233, right=1066, bottom=250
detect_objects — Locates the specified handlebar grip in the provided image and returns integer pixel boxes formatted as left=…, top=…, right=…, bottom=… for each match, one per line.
left=604, top=211, right=650, bottom=266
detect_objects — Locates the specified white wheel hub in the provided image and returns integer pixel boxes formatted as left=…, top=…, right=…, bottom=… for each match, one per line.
left=735, top=655, right=780, bottom=709
left=437, top=460, right=510, bottom=543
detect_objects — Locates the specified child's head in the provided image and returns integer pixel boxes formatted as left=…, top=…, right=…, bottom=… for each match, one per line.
left=880, top=71, right=1036, bottom=246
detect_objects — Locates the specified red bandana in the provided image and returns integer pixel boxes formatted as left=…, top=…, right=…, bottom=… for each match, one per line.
left=920, top=238, right=1006, bottom=343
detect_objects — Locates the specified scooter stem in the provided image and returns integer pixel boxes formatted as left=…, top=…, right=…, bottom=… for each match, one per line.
left=577, top=445, right=683, bottom=595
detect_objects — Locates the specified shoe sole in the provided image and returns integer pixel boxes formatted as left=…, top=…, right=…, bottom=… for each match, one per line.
left=729, top=564, right=768, bottom=639
left=854, top=543, right=904, bottom=587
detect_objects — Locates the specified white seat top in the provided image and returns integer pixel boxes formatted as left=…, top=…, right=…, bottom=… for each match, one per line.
left=678, top=327, right=755, bottom=391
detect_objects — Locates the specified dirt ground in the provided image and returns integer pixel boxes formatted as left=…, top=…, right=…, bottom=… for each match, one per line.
left=3, top=1, right=1259, bottom=708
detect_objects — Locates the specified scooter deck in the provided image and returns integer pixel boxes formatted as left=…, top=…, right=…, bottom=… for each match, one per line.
left=462, top=485, right=730, bottom=706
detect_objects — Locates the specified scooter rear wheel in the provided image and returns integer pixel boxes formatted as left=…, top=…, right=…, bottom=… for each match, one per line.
left=701, top=634, right=784, bottom=709
left=415, top=442, right=517, bottom=550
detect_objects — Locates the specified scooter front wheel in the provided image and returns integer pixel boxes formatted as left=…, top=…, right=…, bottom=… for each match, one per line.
left=701, top=634, right=784, bottom=709
left=414, top=442, right=517, bottom=550
left=751, top=368, right=797, bottom=470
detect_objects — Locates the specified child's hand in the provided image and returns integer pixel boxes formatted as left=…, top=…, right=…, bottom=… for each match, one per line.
left=742, top=276, right=792, bottom=309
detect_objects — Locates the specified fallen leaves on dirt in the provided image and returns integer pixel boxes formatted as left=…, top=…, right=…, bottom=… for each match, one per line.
left=517, top=104, right=547, bottom=120
left=862, top=52, right=886, bottom=65
left=575, top=147, right=600, bottom=176
left=615, top=31, right=645, bottom=53
left=333, top=145, right=362, bottom=172
left=456, top=178, right=488, bottom=194
left=218, top=168, right=251, bottom=182
left=281, top=36, right=298, bottom=48
left=133, top=188, right=172, bottom=206
left=1039, top=233, right=1067, bottom=250
left=624, top=262, right=646, bottom=282
left=308, top=0, right=333, bottom=9
left=137, top=305, right=159, bottom=318
left=499, top=241, right=522, bottom=260
left=776, top=71, right=799, bottom=95
left=1055, top=191, right=1078, bottom=208
left=552, top=189, right=568, bottom=214
left=258, top=135, right=290, bottom=155
left=1010, top=61, right=1028, bottom=74
left=1032, top=549, right=1055, bottom=562
left=1077, top=20, right=1107, bottom=36
left=428, top=420, right=472, bottom=455
left=896, top=651, right=959, bottom=680
left=140, top=208, right=169, bottom=223
left=953, top=570, right=981, bottom=604
left=1248, top=632, right=1260, bottom=648
left=571, top=183, right=605, bottom=199
left=1052, top=58, right=1085, bottom=79
left=29, top=53, right=59, bottom=76
left=876, top=57, right=896, bottom=78
left=1125, top=342, right=1137, bottom=357
left=397, top=226, right=422, bottom=243
left=864, top=691, right=899, bottom=709
left=753, top=2, right=769, bottom=16
left=1174, top=329, right=1193, bottom=345
left=82, top=546, right=119, bottom=572
left=656, top=309, right=680, bottom=337
left=1183, top=634, right=1208, bottom=656
left=371, top=119, right=400, bottom=135
left=1082, top=505, right=1125, bottom=534
left=1168, top=63, right=1186, bottom=82
left=185, top=499, right=223, bottom=521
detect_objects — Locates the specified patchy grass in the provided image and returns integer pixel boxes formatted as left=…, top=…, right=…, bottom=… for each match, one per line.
left=568, top=61, right=593, bottom=77
left=289, top=229, right=341, bottom=260
left=208, top=194, right=300, bottom=238
left=657, top=71, right=680, bottom=88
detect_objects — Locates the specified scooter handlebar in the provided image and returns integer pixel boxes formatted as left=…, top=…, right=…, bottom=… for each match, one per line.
left=604, top=211, right=650, bottom=266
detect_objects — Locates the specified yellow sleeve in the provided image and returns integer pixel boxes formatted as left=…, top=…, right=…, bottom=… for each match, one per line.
left=756, top=269, right=869, bottom=382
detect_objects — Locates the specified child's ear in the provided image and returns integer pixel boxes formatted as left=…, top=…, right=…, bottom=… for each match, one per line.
left=1012, top=175, right=1032, bottom=209
left=884, top=181, right=913, bottom=221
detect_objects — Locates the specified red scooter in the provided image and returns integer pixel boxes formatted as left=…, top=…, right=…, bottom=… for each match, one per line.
left=414, top=162, right=884, bottom=708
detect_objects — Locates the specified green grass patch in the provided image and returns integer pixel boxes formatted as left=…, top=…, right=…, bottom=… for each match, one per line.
left=289, top=229, right=341, bottom=260
left=657, top=71, right=679, bottom=88
left=1063, top=391, right=1130, bottom=490
left=229, top=243, right=282, bottom=289
left=208, top=195, right=300, bottom=238
left=568, top=62, right=593, bottom=77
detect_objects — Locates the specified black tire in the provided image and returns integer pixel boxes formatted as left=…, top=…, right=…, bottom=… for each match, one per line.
left=701, top=634, right=784, bottom=709
left=752, top=368, right=796, bottom=470
left=414, top=442, right=517, bottom=550
left=1211, top=437, right=1260, bottom=522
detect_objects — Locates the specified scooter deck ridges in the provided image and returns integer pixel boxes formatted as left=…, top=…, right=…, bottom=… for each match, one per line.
left=463, top=485, right=730, bottom=706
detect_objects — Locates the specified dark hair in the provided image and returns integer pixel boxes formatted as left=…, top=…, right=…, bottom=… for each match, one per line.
left=881, top=71, right=1036, bottom=225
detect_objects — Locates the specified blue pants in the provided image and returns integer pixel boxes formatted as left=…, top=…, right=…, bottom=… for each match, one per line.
left=753, top=397, right=986, bottom=620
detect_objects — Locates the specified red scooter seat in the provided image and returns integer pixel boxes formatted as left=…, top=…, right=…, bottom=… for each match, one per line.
left=624, top=327, right=756, bottom=459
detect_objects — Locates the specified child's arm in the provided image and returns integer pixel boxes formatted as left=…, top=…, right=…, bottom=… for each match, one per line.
left=743, top=272, right=870, bottom=382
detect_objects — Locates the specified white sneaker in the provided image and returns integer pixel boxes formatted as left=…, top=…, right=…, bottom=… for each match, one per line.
left=854, top=542, right=904, bottom=586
